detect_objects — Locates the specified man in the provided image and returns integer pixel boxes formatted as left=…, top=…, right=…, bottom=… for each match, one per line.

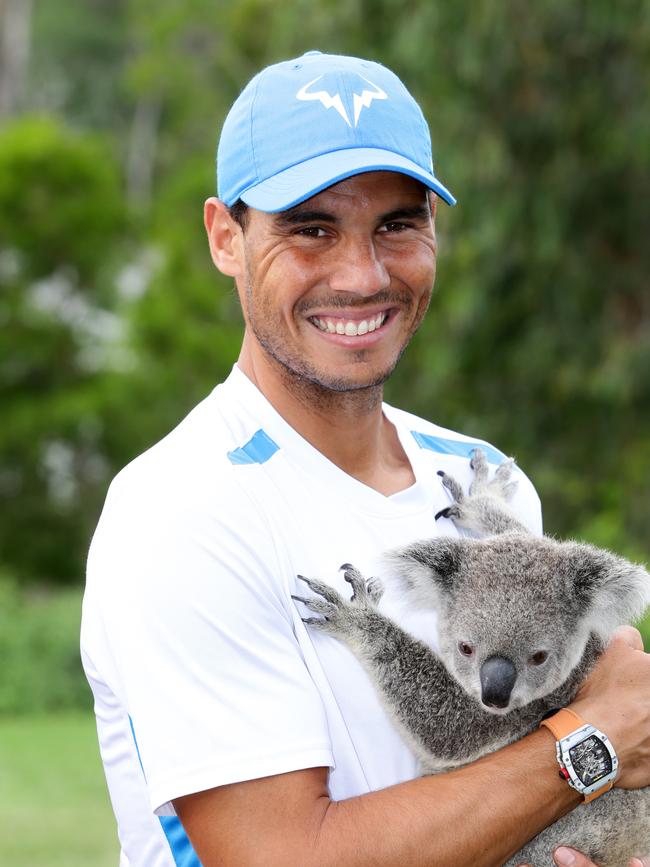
left=81, top=51, right=650, bottom=867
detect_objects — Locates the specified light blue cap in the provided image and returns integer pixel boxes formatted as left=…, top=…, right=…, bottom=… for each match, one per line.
left=217, top=51, right=456, bottom=212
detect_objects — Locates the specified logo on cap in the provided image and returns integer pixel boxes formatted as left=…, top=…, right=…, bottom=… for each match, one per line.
left=296, top=74, right=388, bottom=128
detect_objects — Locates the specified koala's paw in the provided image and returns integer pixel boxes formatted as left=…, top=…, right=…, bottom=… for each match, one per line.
left=341, top=563, right=384, bottom=606
left=293, top=565, right=383, bottom=638
left=435, top=449, right=520, bottom=534
left=473, top=450, right=517, bottom=500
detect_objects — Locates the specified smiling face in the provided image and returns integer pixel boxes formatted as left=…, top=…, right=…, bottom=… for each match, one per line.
left=232, top=171, right=437, bottom=394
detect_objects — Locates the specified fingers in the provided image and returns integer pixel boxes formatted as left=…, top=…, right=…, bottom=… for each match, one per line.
left=547, top=847, right=650, bottom=866
left=553, top=847, right=599, bottom=866
left=610, top=624, right=645, bottom=652
left=520, top=846, right=602, bottom=866
left=519, top=855, right=649, bottom=867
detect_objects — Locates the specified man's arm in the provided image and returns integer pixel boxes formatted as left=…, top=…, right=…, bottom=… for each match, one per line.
left=176, top=731, right=577, bottom=867
left=174, top=628, right=650, bottom=867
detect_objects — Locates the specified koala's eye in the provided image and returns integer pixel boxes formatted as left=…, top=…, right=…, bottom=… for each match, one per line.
left=529, top=650, right=548, bottom=666
left=458, top=641, right=475, bottom=657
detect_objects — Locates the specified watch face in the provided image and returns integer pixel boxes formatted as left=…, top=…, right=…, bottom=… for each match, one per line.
left=569, top=735, right=613, bottom=786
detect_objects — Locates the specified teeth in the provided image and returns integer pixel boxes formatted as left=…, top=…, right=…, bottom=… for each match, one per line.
left=311, top=312, right=387, bottom=336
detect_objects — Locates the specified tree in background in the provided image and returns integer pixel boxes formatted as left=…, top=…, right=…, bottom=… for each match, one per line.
left=0, top=117, right=127, bottom=583
left=1, top=0, right=648, bottom=589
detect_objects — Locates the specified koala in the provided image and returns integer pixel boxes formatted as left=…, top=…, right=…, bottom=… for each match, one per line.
left=295, top=450, right=650, bottom=867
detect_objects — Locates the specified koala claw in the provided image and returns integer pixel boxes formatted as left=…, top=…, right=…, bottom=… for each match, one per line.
left=296, top=574, right=341, bottom=604
left=437, top=472, right=465, bottom=504
left=435, top=504, right=461, bottom=521
left=341, top=563, right=368, bottom=601
left=494, top=457, right=515, bottom=482
left=301, top=616, right=329, bottom=627
left=366, top=576, right=385, bottom=604
left=291, top=594, right=335, bottom=616
left=469, top=448, right=489, bottom=488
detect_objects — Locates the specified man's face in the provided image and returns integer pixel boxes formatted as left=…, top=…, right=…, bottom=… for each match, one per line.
left=236, top=171, right=437, bottom=393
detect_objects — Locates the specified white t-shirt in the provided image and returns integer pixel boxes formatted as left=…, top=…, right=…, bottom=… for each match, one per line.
left=81, top=365, right=542, bottom=866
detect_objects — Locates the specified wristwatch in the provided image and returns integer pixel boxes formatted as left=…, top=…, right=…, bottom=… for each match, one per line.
left=540, top=708, right=618, bottom=803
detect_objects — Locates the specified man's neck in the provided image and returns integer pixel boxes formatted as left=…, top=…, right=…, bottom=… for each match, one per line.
left=236, top=353, right=416, bottom=497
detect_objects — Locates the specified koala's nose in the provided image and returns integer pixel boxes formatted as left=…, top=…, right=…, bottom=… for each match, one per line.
left=480, top=655, right=517, bottom=709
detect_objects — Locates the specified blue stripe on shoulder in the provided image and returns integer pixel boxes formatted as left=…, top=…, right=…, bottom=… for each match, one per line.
left=227, top=429, right=279, bottom=465
left=159, top=816, right=202, bottom=867
left=411, top=431, right=506, bottom=465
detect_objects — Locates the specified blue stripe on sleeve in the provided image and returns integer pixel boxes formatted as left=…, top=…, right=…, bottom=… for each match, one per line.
left=129, top=716, right=202, bottom=866
left=128, top=715, right=147, bottom=780
left=159, top=816, right=202, bottom=867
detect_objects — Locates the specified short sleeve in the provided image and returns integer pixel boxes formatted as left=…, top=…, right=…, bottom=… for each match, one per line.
left=86, top=472, right=333, bottom=814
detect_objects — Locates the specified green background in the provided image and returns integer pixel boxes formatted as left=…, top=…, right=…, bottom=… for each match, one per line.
left=1, top=1, right=648, bottom=862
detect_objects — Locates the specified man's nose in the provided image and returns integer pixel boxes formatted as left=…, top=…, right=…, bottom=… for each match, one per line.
left=328, top=238, right=390, bottom=297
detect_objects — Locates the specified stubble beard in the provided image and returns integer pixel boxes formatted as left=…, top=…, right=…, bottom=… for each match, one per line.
left=244, top=276, right=431, bottom=412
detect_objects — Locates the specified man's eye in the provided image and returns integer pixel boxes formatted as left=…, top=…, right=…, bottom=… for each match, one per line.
left=379, top=221, right=409, bottom=233
left=296, top=226, right=327, bottom=238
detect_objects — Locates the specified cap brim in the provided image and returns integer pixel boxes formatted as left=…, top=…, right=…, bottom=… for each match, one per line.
left=239, top=147, right=456, bottom=212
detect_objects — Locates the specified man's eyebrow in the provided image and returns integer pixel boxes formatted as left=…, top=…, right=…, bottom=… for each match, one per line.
left=273, top=208, right=339, bottom=226
left=272, top=203, right=432, bottom=227
left=379, top=205, right=432, bottom=223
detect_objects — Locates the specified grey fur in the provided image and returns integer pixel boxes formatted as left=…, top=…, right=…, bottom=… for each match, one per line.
left=298, top=449, right=650, bottom=866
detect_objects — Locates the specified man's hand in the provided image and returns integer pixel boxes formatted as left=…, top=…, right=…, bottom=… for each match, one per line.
left=552, top=849, right=650, bottom=867
left=517, top=847, right=650, bottom=866
left=570, top=625, right=650, bottom=789
left=516, top=628, right=650, bottom=867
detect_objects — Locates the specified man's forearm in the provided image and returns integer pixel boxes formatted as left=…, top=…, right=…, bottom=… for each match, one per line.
left=310, top=729, right=577, bottom=867
left=176, top=728, right=577, bottom=867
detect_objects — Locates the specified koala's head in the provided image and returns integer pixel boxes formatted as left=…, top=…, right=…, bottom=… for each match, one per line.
left=386, top=533, right=650, bottom=714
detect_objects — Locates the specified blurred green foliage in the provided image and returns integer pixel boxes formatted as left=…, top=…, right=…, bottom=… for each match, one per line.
left=1, top=0, right=648, bottom=603
left=0, top=116, right=128, bottom=582
left=0, top=577, right=91, bottom=712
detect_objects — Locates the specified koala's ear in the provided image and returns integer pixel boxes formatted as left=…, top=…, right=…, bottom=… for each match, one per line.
left=566, top=542, right=650, bottom=636
left=383, top=537, right=468, bottom=608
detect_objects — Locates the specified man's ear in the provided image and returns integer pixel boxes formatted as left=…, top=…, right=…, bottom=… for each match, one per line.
left=383, top=537, right=468, bottom=608
left=429, top=190, right=437, bottom=220
left=204, top=197, right=245, bottom=278
left=565, top=542, right=650, bottom=636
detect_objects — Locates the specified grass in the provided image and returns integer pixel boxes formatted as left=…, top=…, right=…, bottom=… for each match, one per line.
left=0, top=712, right=118, bottom=867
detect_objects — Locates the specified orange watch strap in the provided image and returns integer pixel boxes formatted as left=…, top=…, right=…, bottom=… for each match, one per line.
left=583, top=780, right=614, bottom=803
left=540, top=708, right=587, bottom=740
left=541, top=708, right=615, bottom=803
